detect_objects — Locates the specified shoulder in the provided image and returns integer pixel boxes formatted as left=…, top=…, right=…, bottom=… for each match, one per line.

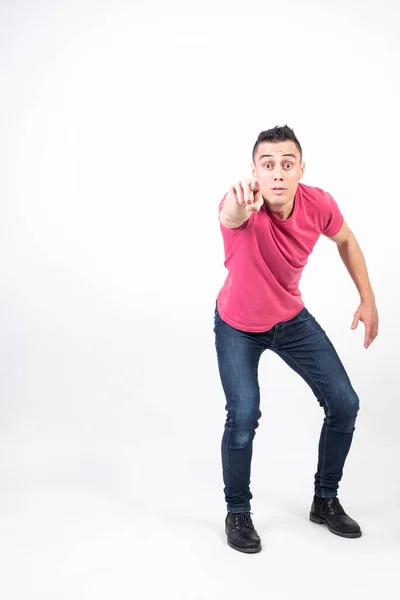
left=298, top=183, right=333, bottom=210
left=298, top=183, right=342, bottom=235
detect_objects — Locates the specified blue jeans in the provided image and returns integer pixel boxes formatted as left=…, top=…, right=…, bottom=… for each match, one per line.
left=213, top=301, right=360, bottom=513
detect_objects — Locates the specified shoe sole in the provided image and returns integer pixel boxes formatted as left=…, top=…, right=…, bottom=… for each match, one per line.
left=227, top=540, right=262, bottom=554
left=309, top=512, right=362, bottom=538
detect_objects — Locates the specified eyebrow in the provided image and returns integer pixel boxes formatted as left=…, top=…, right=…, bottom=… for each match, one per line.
left=259, top=153, right=297, bottom=160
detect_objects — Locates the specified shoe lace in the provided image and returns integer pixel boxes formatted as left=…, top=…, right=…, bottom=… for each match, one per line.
left=322, top=497, right=346, bottom=517
left=233, top=512, right=254, bottom=531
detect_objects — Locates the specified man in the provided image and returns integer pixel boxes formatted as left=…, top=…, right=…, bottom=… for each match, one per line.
left=214, top=125, right=379, bottom=554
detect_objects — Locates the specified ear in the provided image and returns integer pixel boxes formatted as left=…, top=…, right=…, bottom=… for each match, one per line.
left=299, top=161, right=305, bottom=180
left=250, top=162, right=256, bottom=178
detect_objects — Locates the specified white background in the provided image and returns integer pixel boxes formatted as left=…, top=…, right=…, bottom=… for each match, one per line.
left=0, top=0, right=399, bottom=598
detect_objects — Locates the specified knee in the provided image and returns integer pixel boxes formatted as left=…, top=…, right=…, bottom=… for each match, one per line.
left=342, top=388, right=360, bottom=420
left=225, top=406, right=262, bottom=449
left=328, top=386, right=360, bottom=431
left=227, top=405, right=262, bottom=430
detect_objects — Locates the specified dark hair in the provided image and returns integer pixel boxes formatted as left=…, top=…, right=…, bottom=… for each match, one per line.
left=252, top=125, right=302, bottom=162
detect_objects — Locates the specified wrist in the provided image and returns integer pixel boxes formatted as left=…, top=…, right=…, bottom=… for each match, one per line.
left=360, top=291, right=375, bottom=304
left=224, top=204, right=248, bottom=224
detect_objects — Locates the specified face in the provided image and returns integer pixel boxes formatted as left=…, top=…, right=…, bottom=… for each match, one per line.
left=252, top=141, right=305, bottom=208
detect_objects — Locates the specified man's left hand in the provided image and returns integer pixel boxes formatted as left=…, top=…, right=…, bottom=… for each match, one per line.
left=351, top=300, right=379, bottom=349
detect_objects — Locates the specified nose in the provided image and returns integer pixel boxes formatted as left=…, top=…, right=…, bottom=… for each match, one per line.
left=273, top=166, right=284, bottom=180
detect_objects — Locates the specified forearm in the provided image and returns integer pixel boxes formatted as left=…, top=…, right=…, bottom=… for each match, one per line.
left=337, top=237, right=375, bottom=302
left=220, top=196, right=250, bottom=229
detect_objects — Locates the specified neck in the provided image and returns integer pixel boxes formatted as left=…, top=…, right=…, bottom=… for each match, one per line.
left=263, top=196, right=295, bottom=220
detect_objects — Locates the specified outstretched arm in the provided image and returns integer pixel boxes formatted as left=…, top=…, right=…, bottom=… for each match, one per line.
left=328, top=222, right=379, bottom=349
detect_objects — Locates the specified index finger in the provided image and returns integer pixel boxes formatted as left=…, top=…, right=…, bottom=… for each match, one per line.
left=242, top=179, right=255, bottom=205
left=364, top=322, right=373, bottom=347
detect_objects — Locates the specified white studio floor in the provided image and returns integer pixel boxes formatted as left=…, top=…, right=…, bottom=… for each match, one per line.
left=0, top=425, right=399, bottom=600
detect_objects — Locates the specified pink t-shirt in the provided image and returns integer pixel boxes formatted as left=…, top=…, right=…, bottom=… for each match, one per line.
left=217, top=182, right=344, bottom=332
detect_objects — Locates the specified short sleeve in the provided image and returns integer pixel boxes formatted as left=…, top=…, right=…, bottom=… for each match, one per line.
left=322, top=193, right=344, bottom=237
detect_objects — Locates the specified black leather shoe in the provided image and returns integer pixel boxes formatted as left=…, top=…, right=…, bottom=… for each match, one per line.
left=310, top=495, right=362, bottom=538
left=225, top=512, right=262, bottom=553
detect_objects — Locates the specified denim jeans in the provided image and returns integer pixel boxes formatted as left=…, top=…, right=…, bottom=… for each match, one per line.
left=213, top=301, right=360, bottom=513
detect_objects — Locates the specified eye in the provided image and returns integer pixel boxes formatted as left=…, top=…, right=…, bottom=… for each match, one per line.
left=263, top=163, right=272, bottom=169
left=284, top=162, right=292, bottom=169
